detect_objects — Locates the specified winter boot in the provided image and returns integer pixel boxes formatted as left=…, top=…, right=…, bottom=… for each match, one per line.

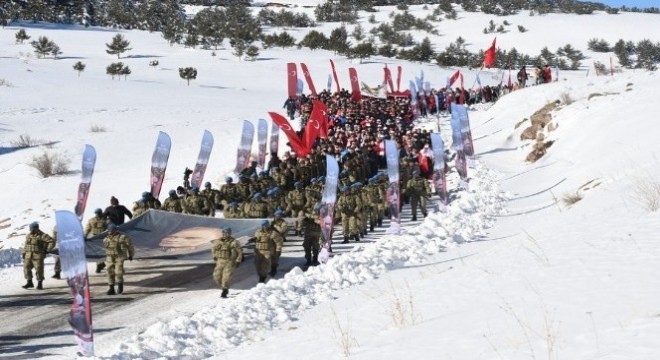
left=422, top=211, right=428, bottom=218
left=370, top=223, right=375, bottom=232
left=304, top=256, right=312, bottom=266
left=377, top=218, right=383, bottom=227
left=342, top=235, right=349, bottom=244
left=269, top=265, right=277, bottom=277
left=22, top=280, right=34, bottom=289
left=52, top=271, right=61, bottom=279
left=354, top=234, right=361, bottom=242
left=412, top=215, right=417, bottom=221
left=258, top=276, right=267, bottom=283
left=36, top=281, right=43, bottom=290
left=117, top=283, right=124, bottom=294
left=107, top=285, right=116, bottom=295
left=312, top=255, right=319, bottom=266
left=95, top=262, right=106, bottom=274
left=221, top=289, right=229, bottom=298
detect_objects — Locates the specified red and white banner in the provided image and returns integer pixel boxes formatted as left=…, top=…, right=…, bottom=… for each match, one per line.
left=330, top=59, right=340, bottom=93
left=287, top=62, right=297, bottom=99
left=300, top=63, right=317, bottom=97
left=303, top=115, right=320, bottom=151
left=384, top=65, right=394, bottom=93
left=268, top=112, right=308, bottom=156
left=483, top=37, right=497, bottom=68
left=310, top=100, right=329, bottom=138
left=74, top=145, right=96, bottom=220
left=320, top=154, right=339, bottom=250
left=348, top=67, right=361, bottom=102
left=55, top=210, right=94, bottom=356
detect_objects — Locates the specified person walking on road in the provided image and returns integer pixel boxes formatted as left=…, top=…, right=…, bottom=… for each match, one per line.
left=212, top=226, right=244, bottom=298
left=103, top=223, right=134, bottom=295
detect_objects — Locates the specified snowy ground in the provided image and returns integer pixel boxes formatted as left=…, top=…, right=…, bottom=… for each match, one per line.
left=1, top=4, right=660, bottom=360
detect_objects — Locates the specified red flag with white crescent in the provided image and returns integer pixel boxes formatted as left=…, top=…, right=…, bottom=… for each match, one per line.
left=384, top=65, right=394, bottom=94
left=310, top=100, right=329, bottom=139
left=303, top=115, right=321, bottom=151
left=287, top=63, right=297, bottom=99
left=268, top=112, right=308, bottom=156
left=330, top=59, right=340, bottom=93
left=483, top=37, right=497, bottom=68
left=348, top=67, right=361, bottom=102
left=300, top=63, right=317, bottom=97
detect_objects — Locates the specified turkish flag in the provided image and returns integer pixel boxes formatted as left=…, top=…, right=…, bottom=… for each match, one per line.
left=268, top=112, right=308, bottom=156
left=310, top=100, right=329, bottom=138
left=287, top=63, right=297, bottom=99
left=300, top=63, right=317, bottom=97
left=448, top=70, right=461, bottom=88
left=483, top=37, right=497, bottom=68
left=348, top=67, right=361, bottom=102
left=384, top=65, right=394, bottom=94
left=330, top=59, right=340, bottom=93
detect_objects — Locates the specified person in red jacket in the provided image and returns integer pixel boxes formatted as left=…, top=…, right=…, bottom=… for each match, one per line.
left=543, top=65, right=552, bottom=84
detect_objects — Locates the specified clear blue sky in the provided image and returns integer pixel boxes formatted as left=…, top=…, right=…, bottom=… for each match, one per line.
left=597, top=0, right=659, bottom=8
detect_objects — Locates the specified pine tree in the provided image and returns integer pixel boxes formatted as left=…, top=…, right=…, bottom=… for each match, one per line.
left=179, top=67, right=197, bottom=86
left=106, top=34, right=132, bottom=59
left=351, top=42, right=376, bottom=63
left=31, top=36, right=56, bottom=59
left=106, top=62, right=124, bottom=80
left=245, top=45, right=259, bottom=61
left=15, top=29, right=30, bottom=44
left=613, top=39, right=632, bottom=68
left=298, top=30, right=328, bottom=51
left=73, top=61, right=86, bottom=77
left=230, top=38, right=247, bottom=60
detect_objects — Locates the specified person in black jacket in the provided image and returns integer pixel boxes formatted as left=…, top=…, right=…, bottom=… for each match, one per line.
left=97, top=197, right=133, bottom=273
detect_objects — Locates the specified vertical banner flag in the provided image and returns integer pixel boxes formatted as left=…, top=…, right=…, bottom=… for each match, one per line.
left=348, top=67, right=361, bottom=102
left=234, top=121, right=254, bottom=174
left=55, top=210, right=94, bottom=357
left=483, top=37, right=497, bottom=68
left=320, top=154, right=339, bottom=248
left=430, top=133, right=448, bottom=210
left=300, top=63, right=318, bottom=97
left=287, top=62, right=297, bottom=99
left=454, top=103, right=475, bottom=162
left=268, top=112, right=308, bottom=156
left=448, top=70, right=461, bottom=88
left=303, top=113, right=321, bottom=151
left=269, top=120, right=280, bottom=156
left=257, top=119, right=268, bottom=170
left=385, top=140, right=401, bottom=234
left=74, top=145, right=96, bottom=220
left=296, top=78, right=304, bottom=97
left=311, top=99, right=329, bottom=139
left=384, top=65, right=394, bottom=93
left=409, top=80, right=419, bottom=119
left=396, top=65, right=402, bottom=92
left=326, top=74, right=332, bottom=92
left=450, top=112, right=469, bottom=185
left=330, top=59, right=340, bottom=93
left=191, top=130, right=214, bottom=189
left=149, top=132, right=171, bottom=200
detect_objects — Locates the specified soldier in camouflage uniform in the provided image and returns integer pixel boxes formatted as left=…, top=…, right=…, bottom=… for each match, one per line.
left=286, top=182, right=307, bottom=234
left=251, top=220, right=282, bottom=282
left=201, top=182, right=222, bottom=210
left=132, top=199, right=149, bottom=217
left=162, top=190, right=184, bottom=213
left=399, top=158, right=412, bottom=208
left=336, top=185, right=361, bottom=243
left=22, top=222, right=55, bottom=289
left=184, top=187, right=214, bottom=216
left=103, top=223, right=134, bottom=295
left=219, top=176, right=239, bottom=209
left=301, top=204, right=322, bottom=266
left=270, top=209, right=288, bottom=276
left=223, top=202, right=241, bottom=218
left=83, top=208, right=110, bottom=275
left=246, top=193, right=269, bottom=218
left=406, top=170, right=430, bottom=221
left=235, top=175, right=252, bottom=203
left=212, top=226, right=243, bottom=298
left=133, top=191, right=161, bottom=217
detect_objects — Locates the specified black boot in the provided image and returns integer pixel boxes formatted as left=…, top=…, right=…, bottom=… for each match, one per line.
left=304, top=256, right=312, bottom=266
left=258, top=276, right=266, bottom=283
left=221, top=289, right=229, bottom=298
left=412, top=215, right=417, bottom=221
left=377, top=218, right=383, bottom=227
left=312, top=255, right=319, bottom=266
left=117, top=283, right=124, bottom=294
left=370, top=223, right=375, bottom=232
left=107, top=285, right=116, bottom=295
left=354, top=234, right=361, bottom=242
left=52, top=271, right=61, bottom=279
left=342, top=235, right=349, bottom=244
left=422, top=211, right=428, bottom=217
left=269, top=265, right=277, bottom=276
left=95, top=262, right=106, bottom=274
left=36, top=281, right=43, bottom=290
left=22, top=279, right=34, bottom=289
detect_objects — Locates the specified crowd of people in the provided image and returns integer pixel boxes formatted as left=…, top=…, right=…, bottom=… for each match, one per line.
left=22, top=83, right=486, bottom=297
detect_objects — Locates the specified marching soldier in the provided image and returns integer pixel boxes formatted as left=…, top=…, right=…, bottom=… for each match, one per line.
left=286, top=182, right=306, bottom=234
left=246, top=192, right=269, bottom=218
left=84, top=208, right=110, bottom=275
left=301, top=204, right=322, bottom=266
left=212, top=226, right=244, bottom=298
left=406, top=170, right=430, bottom=221
left=251, top=220, right=281, bottom=283
left=162, top=189, right=184, bottom=213
left=22, top=222, right=55, bottom=289
left=103, top=223, right=134, bottom=295
left=270, top=209, right=288, bottom=275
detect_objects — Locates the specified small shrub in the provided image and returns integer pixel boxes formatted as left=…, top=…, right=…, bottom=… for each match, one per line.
left=89, top=124, right=107, bottom=133
left=632, top=176, right=660, bottom=211
left=561, top=191, right=583, bottom=206
left=559, top=92, right=575, bottom=105
left=179, top=67, right=198, bottom=85
left=518, top=25, right=527, bottom=32
left=149, top=60, right=159, bottom=67
left=15, top=29, right=30, bottom=44
left=73, top=61, right=86, bottom=76
left=31, top=151, right=70, bottom=178
left=11, top=134, right=39, bottom=148
left=0, top=78, right=12, bottom=87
